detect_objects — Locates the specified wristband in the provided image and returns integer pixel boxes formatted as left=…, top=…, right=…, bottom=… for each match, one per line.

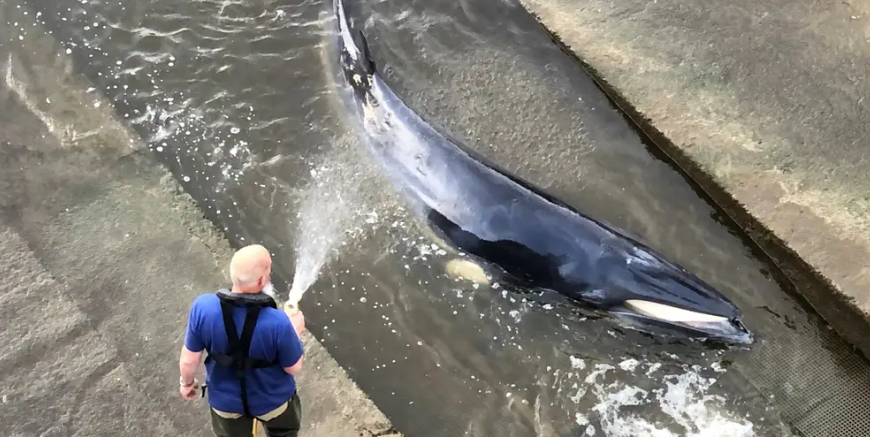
left=180, top=376, right=197, bottom=387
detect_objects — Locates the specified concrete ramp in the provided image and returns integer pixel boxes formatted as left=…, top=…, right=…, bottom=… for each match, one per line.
left=0, top=9, right=398, bottom=435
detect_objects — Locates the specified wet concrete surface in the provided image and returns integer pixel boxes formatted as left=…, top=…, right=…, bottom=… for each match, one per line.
left=520, top=0, right=870, bottom=362
left=8, top=0, right=870, bottom=435
left=0, top=8, right=397, bottom=436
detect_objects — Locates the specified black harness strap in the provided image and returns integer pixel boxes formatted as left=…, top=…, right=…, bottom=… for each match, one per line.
left=205, top=289, right=279, bottom=418
left=236, top=305, right=261, bottom=418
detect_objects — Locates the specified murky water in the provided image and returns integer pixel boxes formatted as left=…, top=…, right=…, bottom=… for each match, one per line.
left=12, top=0, right=870, bottom=435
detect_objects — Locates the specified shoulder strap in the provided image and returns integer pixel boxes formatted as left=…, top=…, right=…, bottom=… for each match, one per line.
left=219, top=300, right=242, bottom=364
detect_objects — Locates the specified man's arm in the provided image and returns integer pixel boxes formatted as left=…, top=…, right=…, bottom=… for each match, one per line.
left=180, top=346, right=204, bottom=384
left=180, top=298, right=206, bottom=386
left=284, top=357, right=303, bottom=376
left=279, top=310, right=306, bottom=376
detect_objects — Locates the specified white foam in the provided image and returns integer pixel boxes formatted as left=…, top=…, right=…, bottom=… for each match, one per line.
left=565, top=359, right=755, bottom=437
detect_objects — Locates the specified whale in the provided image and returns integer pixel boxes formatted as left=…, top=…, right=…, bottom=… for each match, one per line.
left=330, top=0, right=753, bottom=345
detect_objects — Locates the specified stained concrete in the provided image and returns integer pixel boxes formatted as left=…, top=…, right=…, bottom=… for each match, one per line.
left=0, top=7, right=398, bottom=437
left=520, top=0, right=870, bottom=359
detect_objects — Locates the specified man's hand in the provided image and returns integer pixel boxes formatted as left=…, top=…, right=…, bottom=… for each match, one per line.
left=283, top=302, right=306, bottom=335
left=179, top=380, right=199, bottom=400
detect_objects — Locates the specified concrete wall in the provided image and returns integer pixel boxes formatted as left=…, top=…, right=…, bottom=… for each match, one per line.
left=520, top=0, right=870, bottom=359
left=0, top=2, right=399, bottom=435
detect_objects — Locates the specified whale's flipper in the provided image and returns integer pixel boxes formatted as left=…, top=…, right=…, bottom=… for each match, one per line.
left=445, top=258, right=491, bottom=286
left=624, top=300, right=730, bottom=323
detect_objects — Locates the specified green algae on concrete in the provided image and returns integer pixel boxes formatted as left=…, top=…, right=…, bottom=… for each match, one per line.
left=0, top=2, right=400, bottom=436
left=520, top=0, right=870, bottom=359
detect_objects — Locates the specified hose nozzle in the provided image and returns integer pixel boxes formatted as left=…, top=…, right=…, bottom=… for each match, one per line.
left=283, top=299, right=300, bottom=315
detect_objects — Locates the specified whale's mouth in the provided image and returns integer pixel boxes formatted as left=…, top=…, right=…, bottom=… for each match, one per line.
left=623, top=299, right=729, bottom=323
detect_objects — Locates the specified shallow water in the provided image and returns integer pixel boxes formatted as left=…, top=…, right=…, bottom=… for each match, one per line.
left=15, top=0, right=870, bottom=435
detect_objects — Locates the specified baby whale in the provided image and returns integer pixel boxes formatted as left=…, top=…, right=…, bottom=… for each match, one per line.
left=331, top=0, right=752, bottom=345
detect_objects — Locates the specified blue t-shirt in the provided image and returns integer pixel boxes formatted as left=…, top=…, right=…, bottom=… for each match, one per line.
left=184, top=293, right=303, bottom=416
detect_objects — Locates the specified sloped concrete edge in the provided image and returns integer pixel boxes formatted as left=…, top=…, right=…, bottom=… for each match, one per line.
left=0, top=0, right=404, bottom=434
left=518, top=0, right=870, bottom=360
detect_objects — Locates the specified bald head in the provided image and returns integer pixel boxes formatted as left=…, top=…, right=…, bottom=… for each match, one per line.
left=229, top=244, right=272, bottom=293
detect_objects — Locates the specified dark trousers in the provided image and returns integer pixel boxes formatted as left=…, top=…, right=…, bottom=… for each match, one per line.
left=210, top=393, right=302, bottom=437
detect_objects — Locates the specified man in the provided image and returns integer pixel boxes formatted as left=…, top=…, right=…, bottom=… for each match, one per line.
left=179, top=244, right=307, bottom=437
